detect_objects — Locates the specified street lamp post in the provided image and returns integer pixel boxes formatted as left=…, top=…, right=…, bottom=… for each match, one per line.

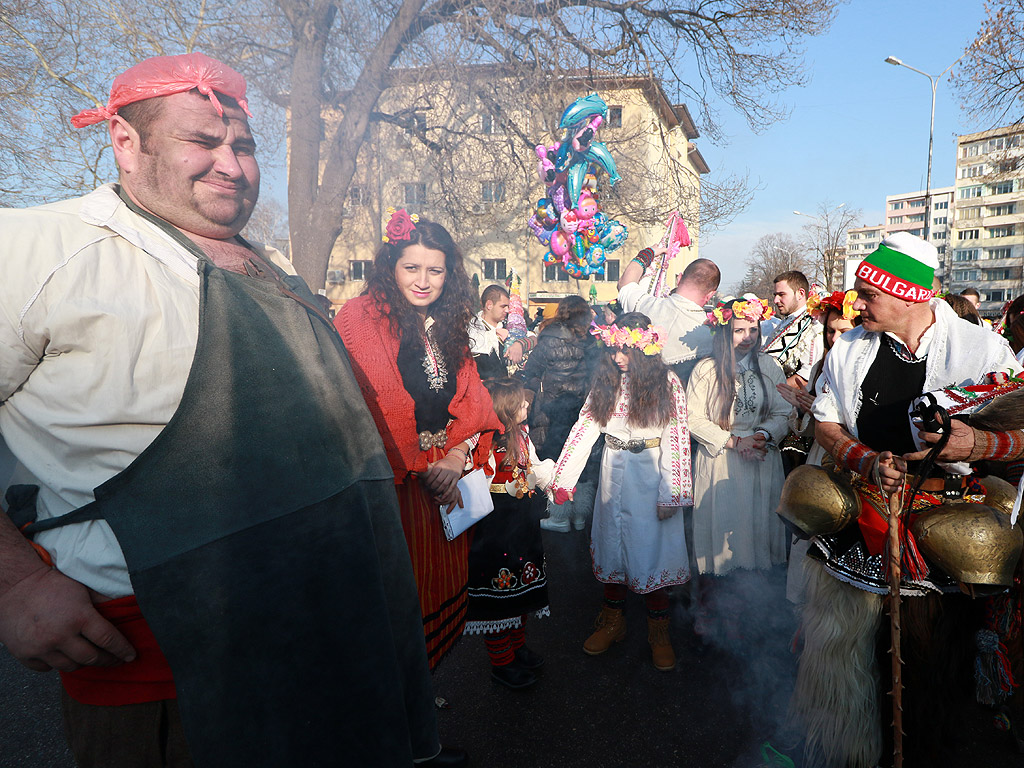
left=795, top=203, right=845, bottom=290
left=884, top=52, right=967, bottom=287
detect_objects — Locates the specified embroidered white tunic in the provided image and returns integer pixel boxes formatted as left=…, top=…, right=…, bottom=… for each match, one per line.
left=687, top=353, right=790, bottom=575
left=551, top=371, right=692, bottom=593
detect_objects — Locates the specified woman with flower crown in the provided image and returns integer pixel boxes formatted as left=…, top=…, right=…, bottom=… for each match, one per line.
left=335, top=209, right=501, bottom=679
left=550, top=311, right=693, bottom=671
left=686, top=297, right=790, bottom=579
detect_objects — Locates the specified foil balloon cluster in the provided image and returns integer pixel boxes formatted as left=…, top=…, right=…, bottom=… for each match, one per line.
left=527, top=93, right=627, bottom=279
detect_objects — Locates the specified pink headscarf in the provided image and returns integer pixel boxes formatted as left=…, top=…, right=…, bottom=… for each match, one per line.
left=71, top=52, right=252, bottom=128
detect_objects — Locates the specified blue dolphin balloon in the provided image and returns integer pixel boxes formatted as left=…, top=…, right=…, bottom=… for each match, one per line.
left=558, top=93, right=608, bottom=129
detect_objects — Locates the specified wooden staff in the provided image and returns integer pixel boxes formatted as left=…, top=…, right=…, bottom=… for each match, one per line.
left=886, top=472, right=906, bottom=768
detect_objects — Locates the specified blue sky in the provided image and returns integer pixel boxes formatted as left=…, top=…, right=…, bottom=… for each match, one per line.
left=698, top=0, right=991, bottom=288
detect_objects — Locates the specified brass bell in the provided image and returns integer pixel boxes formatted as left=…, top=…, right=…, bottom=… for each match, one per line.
left=777, top=465, right=860, bottom=537
left=979, top=475, right=1017, bottom=519
left=911, top=502, right=1023, bottom=587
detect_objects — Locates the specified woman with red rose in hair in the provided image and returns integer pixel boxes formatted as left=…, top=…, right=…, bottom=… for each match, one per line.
left=335, top=209, right=500, bottom=673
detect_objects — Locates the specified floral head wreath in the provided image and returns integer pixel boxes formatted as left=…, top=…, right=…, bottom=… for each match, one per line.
left=705, top=297, right=773, bottom=328
left=381, top=207, right=419, bottom=243
left=806, top=290, right=859, bottom=322
left=590, top=323, right=665, bottom=356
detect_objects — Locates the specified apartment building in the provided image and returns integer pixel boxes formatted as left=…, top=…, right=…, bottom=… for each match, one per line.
left=843, top=224, right=885, bottom=288
left=948, top=125, right=1024, bottom=316
left=886, top=187, right=954, bottom=285
left=320, top=69, right=707, bottom=310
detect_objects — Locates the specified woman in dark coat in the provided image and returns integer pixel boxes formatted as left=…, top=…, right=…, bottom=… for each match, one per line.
left=522, top=295, right=602, bottom=531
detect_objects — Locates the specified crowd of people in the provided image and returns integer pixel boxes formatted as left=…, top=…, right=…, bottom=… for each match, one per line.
left=1, top=52, right=1023, bottom=768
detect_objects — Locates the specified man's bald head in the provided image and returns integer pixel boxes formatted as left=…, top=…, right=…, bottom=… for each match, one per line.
left=679, top=259, right=721, bottom=294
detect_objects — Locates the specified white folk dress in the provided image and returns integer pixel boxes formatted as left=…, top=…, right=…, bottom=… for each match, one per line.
left=687, top=353, right=790, bottom=575
left=551, top=371, right=693, bottom=594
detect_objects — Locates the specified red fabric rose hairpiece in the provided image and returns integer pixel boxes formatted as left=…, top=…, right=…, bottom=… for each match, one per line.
left=382, top=207, right=419, bottom=243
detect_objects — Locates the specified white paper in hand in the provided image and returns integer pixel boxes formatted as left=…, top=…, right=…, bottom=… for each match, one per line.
left=439, top=468, right=495, bottom=541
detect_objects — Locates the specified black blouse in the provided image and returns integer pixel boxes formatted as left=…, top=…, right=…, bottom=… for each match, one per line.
left=397, top=324, right=457, bottom=434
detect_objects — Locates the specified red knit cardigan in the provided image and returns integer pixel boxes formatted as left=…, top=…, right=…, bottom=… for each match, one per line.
left=335, top=295, right=500, bottom=481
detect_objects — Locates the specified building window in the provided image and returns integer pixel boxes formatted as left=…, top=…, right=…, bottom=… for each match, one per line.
left=849, top=233, right=860, bottom=240
left=953, top=269, right=979, bottom=282
left=961, top=163, right=985, bottom=178
left=348, top=186, right=366, bottom=206
left=909, top=199, right=925, bottom=208
left=607, top=106, right=622, bottom=128
left=596, top=259, right=620, bottom=282
left=907, top=213, right=925, bottom=223
left=934, top=201, right=949, bottom=210
left=959, top=186, right=983, bottom=199
left=933, top=216, right=947, bottom=225
left=350, top=260, right=373, bottom=281
left=890, top=201, right=904, bottom=210
left=932, top=231, right=947, bottom=240
left=989, top=289, right=1007, bottom=303
left=958, top=206, right=981, bottom=220
left=987, top=247, right=1012, bottom=260
left=404, top=182, right=427, bottom=206
left=327, top=270, right=346, bottom=285
left=954, top=249, right=979, bottom=262
left=963, top=143, right=981, bottom=158
left=543, top=263, right=570, bottom=282
left=988, top=225, right=1015, bottom=238
left=990, top=181, right=1014, bottom=195
left=958, top=229, right=979, bottom=240
left=482, top=258, right=507, bottom=281
left=989, top=203, right=1016, bottom=216
left=481, top=181, right=506, bottom=203
left=481, top=113, right=494, bottom=134
left=986, top=269, right=1013, bottom=281
left=889, top=216, right=904, bottom=224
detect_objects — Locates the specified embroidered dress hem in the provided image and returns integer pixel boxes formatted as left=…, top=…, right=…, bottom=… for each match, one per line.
left=463, top=606, right=550, bottom=636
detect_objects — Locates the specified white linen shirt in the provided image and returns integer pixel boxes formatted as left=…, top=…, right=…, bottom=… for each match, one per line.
left=0, top=185, right=293, bottom=597
left=468, top=311, right=503, bottom=356
left=616, top=282, right=712, bottom=366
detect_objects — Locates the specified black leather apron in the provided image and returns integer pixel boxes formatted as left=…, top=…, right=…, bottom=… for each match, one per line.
left=22, top=253, right=438, bottom=766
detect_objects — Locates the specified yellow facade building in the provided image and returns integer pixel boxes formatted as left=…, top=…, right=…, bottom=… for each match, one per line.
left=321, top=70, right=708, bottom=313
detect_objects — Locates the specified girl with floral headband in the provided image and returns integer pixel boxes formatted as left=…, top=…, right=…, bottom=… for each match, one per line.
left=686, top=296, right=790, bottom=596
left=777, top=291, right=861, bottom=605
left=550, top=312, right=693, bottom=671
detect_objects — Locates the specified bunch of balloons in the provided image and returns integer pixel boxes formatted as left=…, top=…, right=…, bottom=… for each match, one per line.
left=526, top=93, right=628, bottom=279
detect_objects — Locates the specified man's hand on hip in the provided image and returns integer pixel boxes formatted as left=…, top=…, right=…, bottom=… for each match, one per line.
left=0, top=566, right=135, bottom=672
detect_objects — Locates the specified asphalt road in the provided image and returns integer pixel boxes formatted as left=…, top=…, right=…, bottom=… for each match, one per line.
left=1, top=527, right=1022, bottom=767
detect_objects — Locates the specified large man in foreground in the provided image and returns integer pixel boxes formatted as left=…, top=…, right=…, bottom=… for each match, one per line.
left=0, top=54, right=439, bottom=767
left=790, top=233, right=1022, bottom=767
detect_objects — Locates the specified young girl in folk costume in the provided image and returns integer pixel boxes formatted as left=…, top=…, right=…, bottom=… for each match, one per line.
left=551, top=312, right=692, bottom=671
left=464, top=378, right=554, bottom=689
left=686, top=297, right=790, bottom=577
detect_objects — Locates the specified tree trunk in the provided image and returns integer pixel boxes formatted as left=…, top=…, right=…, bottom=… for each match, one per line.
left=286, top=0, right=428, bottom=290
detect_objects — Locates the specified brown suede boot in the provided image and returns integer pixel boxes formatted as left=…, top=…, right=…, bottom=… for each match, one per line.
left=647, top=616, right=675, bottom=671
left=583, top=605, right=626, bottom=655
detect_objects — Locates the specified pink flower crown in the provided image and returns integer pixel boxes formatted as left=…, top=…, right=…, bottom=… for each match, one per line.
left=705, top=297, right=773, bottom=327
left=590, top=323, right=665, bottom=355
left=381, top=207, right=419, bottom=243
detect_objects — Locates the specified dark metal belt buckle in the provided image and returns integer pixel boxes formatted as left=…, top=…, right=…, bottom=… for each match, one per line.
left=627, top=439, right=645, bottom=453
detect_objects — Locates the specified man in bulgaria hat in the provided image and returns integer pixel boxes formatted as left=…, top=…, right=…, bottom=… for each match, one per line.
left=786, top=231, right=1023, bottom=767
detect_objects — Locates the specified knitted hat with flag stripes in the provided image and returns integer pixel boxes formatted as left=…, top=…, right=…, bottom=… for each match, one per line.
left=855, top=231, right=938, bottom=303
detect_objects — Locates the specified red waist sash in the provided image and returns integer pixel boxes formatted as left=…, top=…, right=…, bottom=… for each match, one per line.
left=60, top=596, right=176, bottom=706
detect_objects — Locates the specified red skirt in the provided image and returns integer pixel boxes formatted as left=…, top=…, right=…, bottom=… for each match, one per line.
left=396, top=447, right=471, bottom=670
